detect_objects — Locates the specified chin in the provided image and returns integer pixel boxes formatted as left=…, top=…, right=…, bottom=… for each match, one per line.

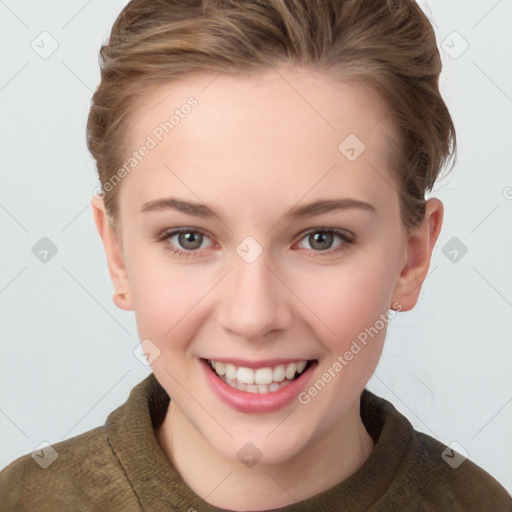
left=213, top=428, right=312, bottom=469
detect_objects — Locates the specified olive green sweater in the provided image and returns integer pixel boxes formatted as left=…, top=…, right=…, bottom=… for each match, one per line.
left=1, top=373, right=510, bottom=511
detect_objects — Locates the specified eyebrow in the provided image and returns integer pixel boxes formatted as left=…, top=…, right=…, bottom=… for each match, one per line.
left=140, top=197, right=376, bottom=220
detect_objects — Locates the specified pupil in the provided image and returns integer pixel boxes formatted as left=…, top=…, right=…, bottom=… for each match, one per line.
left=311, top=232, right=332, bottom=250
left=180, top=231, right=202, bottom=250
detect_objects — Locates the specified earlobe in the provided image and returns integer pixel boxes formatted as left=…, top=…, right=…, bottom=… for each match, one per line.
left=113, top=290, right=131, bottom=310
left=391, top=198, right=444, bottom=311
left=90, top=196, right=134, bottom=311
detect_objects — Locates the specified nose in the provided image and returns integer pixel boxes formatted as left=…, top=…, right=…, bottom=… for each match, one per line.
left=217, top=250, right=293, bottom=341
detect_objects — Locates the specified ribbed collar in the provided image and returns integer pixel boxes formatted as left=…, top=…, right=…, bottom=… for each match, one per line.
left=106, top=373, right=424, bottom=511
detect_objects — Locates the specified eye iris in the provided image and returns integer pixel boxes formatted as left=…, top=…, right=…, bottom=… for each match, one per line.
left=310, top=231, right=333, bottom=251
left=179, top=231, right=202, bottom=250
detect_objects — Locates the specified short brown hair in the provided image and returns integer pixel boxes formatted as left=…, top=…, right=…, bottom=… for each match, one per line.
left=87, top=0, right=456, bottom=230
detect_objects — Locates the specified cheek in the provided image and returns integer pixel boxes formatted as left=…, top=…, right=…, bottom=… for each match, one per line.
left=293, top=259, right=397, bottom=419
left=291, top=253, right=398, bottom=349
left=126, top=245, right=204, bottom=342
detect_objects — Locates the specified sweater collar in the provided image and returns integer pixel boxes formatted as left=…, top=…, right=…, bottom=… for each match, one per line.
left=107, top=372, right=419, bottom=511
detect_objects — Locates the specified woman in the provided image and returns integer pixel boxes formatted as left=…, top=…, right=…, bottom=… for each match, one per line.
left=1, top=0, right=510, bottom=510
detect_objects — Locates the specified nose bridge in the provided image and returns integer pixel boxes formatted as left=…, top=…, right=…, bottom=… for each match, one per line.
left=218, top=246, right=292, bottom=339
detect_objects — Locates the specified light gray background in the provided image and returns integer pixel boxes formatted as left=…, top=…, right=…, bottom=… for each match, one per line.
left=1, top=0, right=511, bottom=494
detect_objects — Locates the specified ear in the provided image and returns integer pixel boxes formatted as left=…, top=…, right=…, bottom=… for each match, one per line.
left=391, top=198, right=443, bottom=311
left=91, top=196, right=134, bottom=311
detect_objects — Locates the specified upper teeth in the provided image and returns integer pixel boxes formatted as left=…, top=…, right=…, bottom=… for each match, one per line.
left=209, top=360, right=308, bottom=385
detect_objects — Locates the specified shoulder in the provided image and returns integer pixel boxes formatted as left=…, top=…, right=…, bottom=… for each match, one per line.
left=361, top=390, right=512, bottom=510
left=413, top=430, right=512, bottom=510
left=0, top=425, right=140, bottom=512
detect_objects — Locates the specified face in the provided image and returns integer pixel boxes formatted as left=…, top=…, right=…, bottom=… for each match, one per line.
left=93, top=67, right=439, bottom=467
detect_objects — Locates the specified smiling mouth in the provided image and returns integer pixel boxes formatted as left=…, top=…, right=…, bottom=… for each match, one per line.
left=203, top=358, right=317, bottom=394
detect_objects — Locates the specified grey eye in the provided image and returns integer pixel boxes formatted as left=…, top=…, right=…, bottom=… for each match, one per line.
left=307, top=231, right=335, bottom=251
left=176, top=231, right=204, bottom=250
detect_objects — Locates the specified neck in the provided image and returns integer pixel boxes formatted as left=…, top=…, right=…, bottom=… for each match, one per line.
left=156, top=398, right=374, bottom=511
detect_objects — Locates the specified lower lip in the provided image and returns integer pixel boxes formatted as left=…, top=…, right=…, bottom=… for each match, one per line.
left=201, top=358, right=317, bottom=414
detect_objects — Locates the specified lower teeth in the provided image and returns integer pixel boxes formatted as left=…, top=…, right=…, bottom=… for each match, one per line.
left=220, top=375, right=292, bottom=393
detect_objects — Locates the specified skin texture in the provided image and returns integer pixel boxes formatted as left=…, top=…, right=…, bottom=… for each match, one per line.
left=91, top=67, right=443, bottom=510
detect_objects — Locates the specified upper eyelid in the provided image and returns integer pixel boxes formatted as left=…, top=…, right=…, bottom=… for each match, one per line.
left=296, top=226, right=353, bottom=239
left=158, top=226, right=214, bottom=240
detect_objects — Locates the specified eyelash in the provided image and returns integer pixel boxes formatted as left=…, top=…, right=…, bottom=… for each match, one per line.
left=156, top=227, right=355, bottom=259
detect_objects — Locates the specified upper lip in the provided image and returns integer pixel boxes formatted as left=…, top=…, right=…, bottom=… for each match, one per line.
left=201, top=357, right=316, bottom=369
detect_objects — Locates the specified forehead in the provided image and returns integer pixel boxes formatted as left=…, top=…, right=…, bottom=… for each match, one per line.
left=120, top=68, right=400, bottom=222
